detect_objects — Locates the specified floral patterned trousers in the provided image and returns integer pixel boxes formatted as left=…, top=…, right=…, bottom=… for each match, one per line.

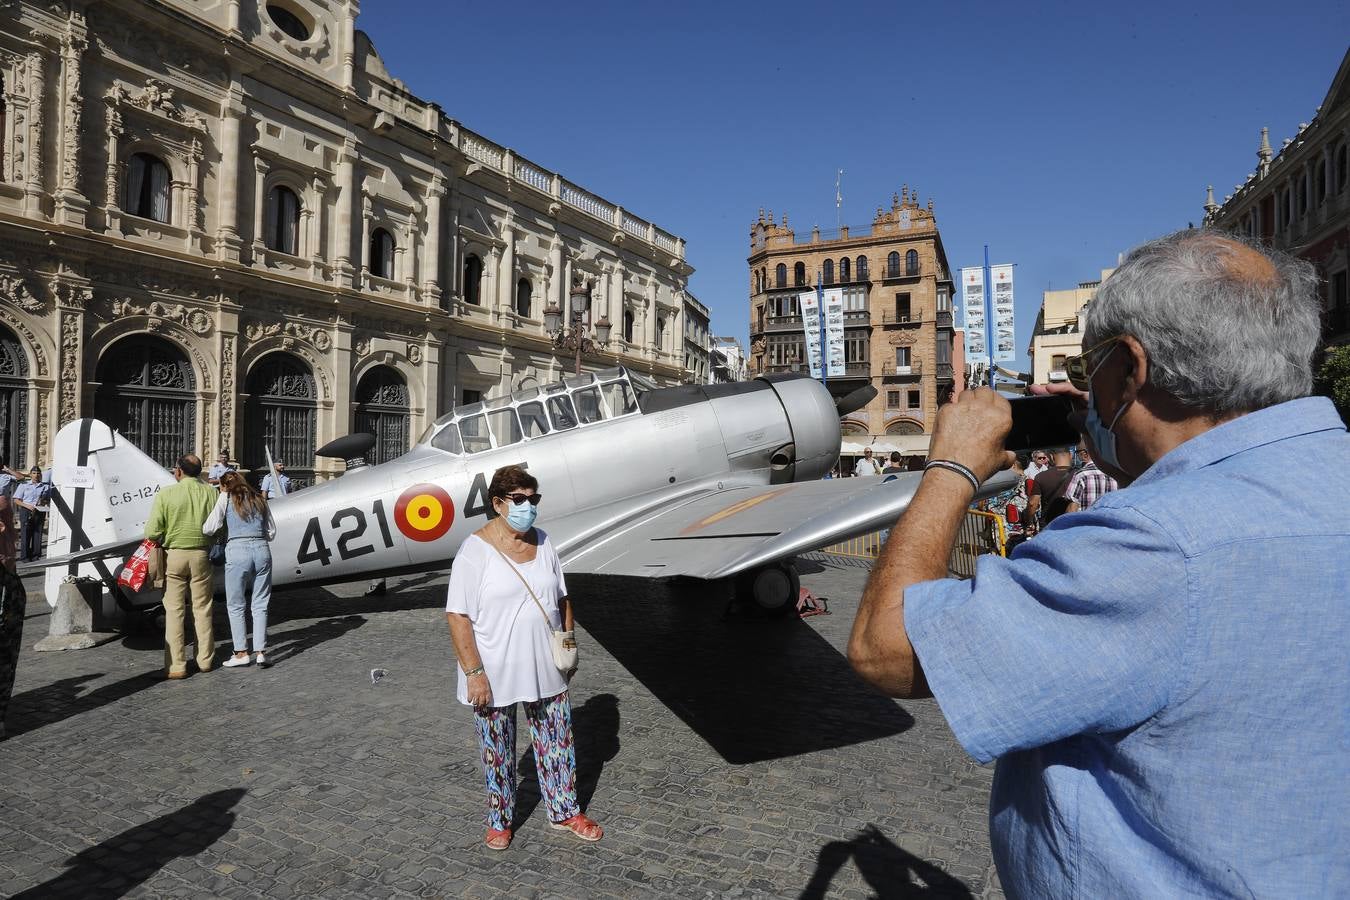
left=473, top=690, right=580, bottom=830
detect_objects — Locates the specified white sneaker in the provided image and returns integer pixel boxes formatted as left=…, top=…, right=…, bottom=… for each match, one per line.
left=223, top=653, right=252, bottom=668
left=255, top=651, right=270, bottom=669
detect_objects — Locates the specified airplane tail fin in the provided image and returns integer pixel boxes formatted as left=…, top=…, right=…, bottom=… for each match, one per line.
left=41, top=419, right=175, bottom=608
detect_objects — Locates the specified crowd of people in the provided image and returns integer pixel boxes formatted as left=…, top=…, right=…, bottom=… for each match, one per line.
left=987, top=440, right=1119, bottom=549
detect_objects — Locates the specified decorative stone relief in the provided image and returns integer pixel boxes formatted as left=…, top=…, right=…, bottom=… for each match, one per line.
left=354, top=337, right=371, bottom=358
left=0, top=272, right=43, bottom=313
left=108, top=79, right=208, bottom=131
left=257, top=1, right=333, bottom=63
left=92, top=297, right=213, bottom=336
left=59, top=312, right=80, bottom=427
left=59, top=26, right=87, bottom=193
left=889, top=331, right=919, bottom=346
left=219, top=334, right=235, bottom=452
left=353, top=314, right=421, bottom=338
left=0, top=308, right=49, bottom=377
left=407, top=344, right=422, bottom=365
left=243, top=318, right=332, bottom=352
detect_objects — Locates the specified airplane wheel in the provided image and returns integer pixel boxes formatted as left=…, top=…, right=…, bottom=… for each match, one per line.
left=738, top=563, right=799, bottom=618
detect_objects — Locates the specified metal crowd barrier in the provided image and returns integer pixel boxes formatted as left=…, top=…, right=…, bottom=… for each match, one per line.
left=818, top=509, right=1007, bottom=578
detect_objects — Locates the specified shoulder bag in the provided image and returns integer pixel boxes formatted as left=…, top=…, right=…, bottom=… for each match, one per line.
left=490, top=543, right=578, bottom=677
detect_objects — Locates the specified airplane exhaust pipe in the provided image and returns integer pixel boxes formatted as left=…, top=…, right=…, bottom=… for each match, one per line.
left=835, top=385, right=877, bottom=418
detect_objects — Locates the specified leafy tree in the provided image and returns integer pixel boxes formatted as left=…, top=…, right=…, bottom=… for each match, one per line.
left=1316, top=344, right=1350, bottom=425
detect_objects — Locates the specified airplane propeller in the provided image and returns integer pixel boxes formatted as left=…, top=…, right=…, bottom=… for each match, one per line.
left=834, top=385, right=878, bottom=418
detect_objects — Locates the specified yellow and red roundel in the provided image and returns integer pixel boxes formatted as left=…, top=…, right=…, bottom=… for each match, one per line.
left=394, top=483, right=455, bottom=542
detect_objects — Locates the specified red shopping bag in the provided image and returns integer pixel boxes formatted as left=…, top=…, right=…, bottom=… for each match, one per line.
left=117, top=540, right=157, bottom=592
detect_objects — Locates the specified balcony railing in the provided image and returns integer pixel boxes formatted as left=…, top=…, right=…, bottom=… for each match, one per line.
left=884, top=266, right=921, bottom=280
left=760, top=315, right=803, bottom=333
left=882, top=309, right=923, bottom=325
left=843, top=361, right=870, bottom=377
left=935, top=309, right=953, bottom=329
left=844, top=309, right=870, bottom=324
left=882, top=360, right=923, bottom=376
left=935, top=362, right=955, bottom=381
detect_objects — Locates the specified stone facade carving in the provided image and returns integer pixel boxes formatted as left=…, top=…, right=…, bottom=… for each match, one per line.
left=92, top=297, right=213, bottom=336
left=58, top=311, right=80, bottom=427
left=0, top=272, right=43, bottom=313
left=0, top=307, right=49, bottom=377
left=109, top=79, right=207, bottom=131
left=243, top=318, right=332, bottom=352
left=219, top=333, right=235, bottom=451
left=353, top=337, right=371, bottom=357
left=407, top=343, right=422, bottom=365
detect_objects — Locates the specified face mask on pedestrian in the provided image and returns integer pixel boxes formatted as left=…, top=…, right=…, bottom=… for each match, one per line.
left=1083, top=342, right=1132, bottom=476
left=499, top=497, right=538, bottom=532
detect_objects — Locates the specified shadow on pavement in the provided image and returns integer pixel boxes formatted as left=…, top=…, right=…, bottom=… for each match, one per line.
left=799, top=824, right=975, bottom=899
left=268, top=585, right=444, bottom=626
left=571, top=575, right=913, bottom=765
left=12, top=788, right=246, bottom=899
left=513, top=692, right=621, bottom=828
left=4, top=670, right=160, bottom=741
left=263, top=615, right=366, bottom=665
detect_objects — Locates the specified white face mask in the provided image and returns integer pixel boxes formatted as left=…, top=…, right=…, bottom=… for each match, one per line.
left=1083, top=344, right=1132, bottom=475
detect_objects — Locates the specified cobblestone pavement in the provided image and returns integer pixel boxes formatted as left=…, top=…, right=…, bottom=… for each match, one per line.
left=1, top=557, right=1003, bottom=899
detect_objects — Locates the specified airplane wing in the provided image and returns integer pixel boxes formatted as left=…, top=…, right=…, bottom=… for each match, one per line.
left=550, top=470, right=1017, bottom=580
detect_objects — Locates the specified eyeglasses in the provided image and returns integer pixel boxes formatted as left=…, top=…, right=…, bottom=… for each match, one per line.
left=501, top=492, right=542, bottom=506
left=1064, top=336, right=1125, bottom=391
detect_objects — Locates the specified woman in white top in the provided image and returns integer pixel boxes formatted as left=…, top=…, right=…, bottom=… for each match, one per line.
left=446, top=465, right=602, bottom=851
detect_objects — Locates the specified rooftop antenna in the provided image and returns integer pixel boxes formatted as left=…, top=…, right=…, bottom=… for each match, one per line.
left=835, top=169, right=843, bottom=231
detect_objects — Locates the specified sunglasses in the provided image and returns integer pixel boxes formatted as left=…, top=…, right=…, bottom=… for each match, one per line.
left=1064, top=335, right=1125, bottom=391
left=500, top=492, right=542, bottom=506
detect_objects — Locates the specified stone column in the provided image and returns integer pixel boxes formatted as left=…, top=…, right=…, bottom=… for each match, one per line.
left=423, top=175, right=446, bottom=304
left=55, top=292, right=87, bottom=429
left=609, top=265, right=625, bottom=331
left=332, top=316, right=354, bottom=441
left=24, top=47, right=47, bottom=217
left=55, top=19, right=90, bottom=227
left=250, top=151, right=266, bottom=259
left=217, top=295, right=241, bottom=457
left=341, top=0, right=358, bottom=92
left=446, top=185, right=460, bottom=306
left=359, top=194, right=372, bottom=288
left=334, top=139, right=357, bottom=286
left=308, top=174, right=326, bottom=277
left=401, top=220, right=416, bottom=297
left=498, top=220, right=516, bottom=318
left=185, top=137, right=204, bottom=252
left=644, top=282, right=658, bottom=358
left=563, top=256, right=573, bottom=306
left=102, top=104, right=123, bottom=234
left=215, top=87, right=244, bottom=261
left=548, top=238, right=564, bottom=312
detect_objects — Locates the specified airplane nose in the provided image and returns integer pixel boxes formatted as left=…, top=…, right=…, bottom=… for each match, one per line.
left=761, top=377, right=842, bottom=480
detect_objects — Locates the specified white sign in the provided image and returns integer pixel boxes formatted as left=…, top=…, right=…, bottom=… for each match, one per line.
left=990, top=263, right=1016, bottom=362
left=821, top=287, right=845, bottom=377
left=959, top=267, right=988, bottom=364
left=799, top=290, right=824, bottom=379
left=57, top=465, right=97, bottom=489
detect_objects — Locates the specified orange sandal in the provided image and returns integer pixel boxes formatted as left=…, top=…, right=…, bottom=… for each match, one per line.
left=550, top=813, right=603, bottom=842
left=485, top=828, right=512, bottom=851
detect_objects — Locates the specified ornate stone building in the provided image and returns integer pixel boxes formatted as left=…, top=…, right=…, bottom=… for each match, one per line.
left=0, top=0, right=693, bottom=484
left=1202, top=47, right=1349, bottom=348
left=746, top=190, right=956, bottom=443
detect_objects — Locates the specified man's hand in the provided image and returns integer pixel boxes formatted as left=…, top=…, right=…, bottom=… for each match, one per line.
left=927, top=387, right=1017, bottom=482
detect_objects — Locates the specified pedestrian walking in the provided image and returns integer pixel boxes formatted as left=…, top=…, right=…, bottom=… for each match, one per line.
left=260, top=462, right=291, bottom=499
left=13, top=467, right=50, bottom=562
left=853, top=448, right=880, bottom=477
left=445, top=464, right=601, bottom=851
left=144, top=454, right=219, bottom=678
left=0, top=493, right=24, bottom=740
left=1064, top=441, right=1118, bottom=512
left=204, top=471, right=275, bottom=668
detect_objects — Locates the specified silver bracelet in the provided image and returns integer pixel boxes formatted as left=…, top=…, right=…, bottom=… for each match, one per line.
left=924, top=459, right=980, bottom=494
left=463, top=665, right=485, bottom=678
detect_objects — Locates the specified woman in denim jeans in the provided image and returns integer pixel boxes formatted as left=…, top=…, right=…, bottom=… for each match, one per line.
left=204, top=472, right=275, bottom=668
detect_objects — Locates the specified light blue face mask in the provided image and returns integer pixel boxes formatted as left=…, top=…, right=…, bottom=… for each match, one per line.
left=502, top=498, right=538, bottom=532
left=1083, top=343, right=1131, bottom=474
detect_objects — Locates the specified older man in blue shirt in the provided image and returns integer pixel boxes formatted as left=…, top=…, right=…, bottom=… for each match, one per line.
left=849, top=230, right=1348, bottom=897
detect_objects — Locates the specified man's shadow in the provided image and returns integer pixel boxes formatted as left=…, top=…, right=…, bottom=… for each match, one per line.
left=259, top=615, right=365, bottom=666
left=512, top=693, right=620, bottom=828
left=799, top=824, right=975, bottom=899
left=12, top=788, right=245, bottom=899
left=4, top=670, right=160, bottom=741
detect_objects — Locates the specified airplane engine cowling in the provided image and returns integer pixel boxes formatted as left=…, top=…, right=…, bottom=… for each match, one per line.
left=761, top=377, right=841, bottom=481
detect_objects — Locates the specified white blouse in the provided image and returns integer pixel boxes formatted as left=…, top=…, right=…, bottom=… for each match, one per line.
left=445, top=530, right=569, bottom=707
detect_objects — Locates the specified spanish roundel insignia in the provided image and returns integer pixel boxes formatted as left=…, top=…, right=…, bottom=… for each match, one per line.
left=394, top=483, right=455, bottom=542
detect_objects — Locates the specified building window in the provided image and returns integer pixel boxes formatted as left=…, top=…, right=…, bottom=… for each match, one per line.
left=793, top=262, right=806, bottom=286
left=462, top=388, right=482, bottom=406
left=937, top=287, right=950, bottom=311
left=844, top=334, right=867, bottom=363
left=895, top=292, right=912, bottom=321
left=515, top=278, right=532, bottom=317
left=767, top=334, right=803, bottom=366
left=775, top=263, right=787, bottom=287
left=463, top=254, right=483, bottom=305
left=906, top=249, right=919, bottom=276
left=895, top=346, right=911, bottom=369
left=369, top=227, right=395, bottom=279
left=887, top=390, right=900, bottom=409
left=623, top=309, right=635, bottom=343
left=907, top=389, right=921, bottom=408
left=266, top=4, right=311, bottom=40
left=842, top=287, right=866, bottom=311
left=126, top=152, right=172, bottom=223
left=839, top=257, right=850, bottom=282
left=656, top=317, right=665, bottom=350
left=769, top=293, right=800, bottom=318
left=266, top=185, right=300, bottom=255
left=355, top=365, right=411, bottom=466
left=823, top=259, right=833, bottom=284
left=0, top=325, right=30, bottom=469
left=856, top=256, right=868, bottom=281
left=93, top=336, right=195, bottom=470
left=1298, top=174, right=1308, bottom=216
left=887, top=251, right=900, bottom=278
left=1317, top=162, right=1328, bottom=204
left=1051, top=354, right=1067, bottom=371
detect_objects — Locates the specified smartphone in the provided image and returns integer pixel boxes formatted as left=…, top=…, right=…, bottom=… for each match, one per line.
left=1004, top=395, right=1080, bottom=451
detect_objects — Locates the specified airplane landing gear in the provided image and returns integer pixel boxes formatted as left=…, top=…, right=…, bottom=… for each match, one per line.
left=735, top=561, right=799, bottom=618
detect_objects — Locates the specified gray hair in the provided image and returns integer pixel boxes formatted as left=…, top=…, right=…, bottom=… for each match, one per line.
left=1083, top=229, right=1321, bottom=416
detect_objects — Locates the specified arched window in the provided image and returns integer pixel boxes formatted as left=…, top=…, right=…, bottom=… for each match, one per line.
left=266, top=4, right=311, bottom=40
left=266, top=185, right=300, bottom=255
left=369, top=228, right=394, bottom=279
left=906, top=249, right=919, bottom=276
left=126, top=152, right=172, bottom=223
left=623, top=309, right=635, bottom=343
left=887, top=251, right=900, bottom=277
left=244, top=354, right=317, bottom=488
left=463, top=254, right=483, bottom=305
left=775, top=263, right=787, bottom=288
left=823, top=259, right=833, bottom=284
left=93, top=336, right=195, bottom=469
left=515, top=278, right=532, bottom=318
left=856, top=256, right=868, bottom=280
left=839, top=257, right=850, bottom=282
left=793, top=262, right=806, bottom=286
left=355, top=365, right=411, bottom=466
left=0, top=325, right=29, bottom=468
left=656, top=316, right=665, bottom=350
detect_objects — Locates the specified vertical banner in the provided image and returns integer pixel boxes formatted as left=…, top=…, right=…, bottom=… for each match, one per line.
left=799, top=290, right=823, bottom=379
left=990, top=264, right=1016, bottom=362
left=822, top=287, right=845, bottom=377
left=960, top=267, right=988, bottom=364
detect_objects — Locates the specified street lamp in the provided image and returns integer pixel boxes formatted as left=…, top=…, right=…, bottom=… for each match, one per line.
left=543, top=278, right=611, bottom=375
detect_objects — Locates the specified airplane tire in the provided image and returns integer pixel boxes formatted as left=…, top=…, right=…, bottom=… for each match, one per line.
left=738, top=563, right=799, bottom=618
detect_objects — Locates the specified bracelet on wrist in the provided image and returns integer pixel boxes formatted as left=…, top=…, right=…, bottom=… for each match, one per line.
left=463, top=665, right=485, bottom=678
left=923, top=459, right=981, bottom=494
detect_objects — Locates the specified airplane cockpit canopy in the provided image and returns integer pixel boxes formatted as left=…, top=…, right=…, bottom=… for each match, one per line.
left=421, top=366, right=641, bottom=456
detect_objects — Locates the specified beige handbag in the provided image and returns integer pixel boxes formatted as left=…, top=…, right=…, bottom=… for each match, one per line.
left=491, top=544, right=578, bottom=676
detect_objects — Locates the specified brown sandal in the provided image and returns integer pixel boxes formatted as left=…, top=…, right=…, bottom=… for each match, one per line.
left=485, top=827, right=512, bottom=851
left=550, top=813, right=603, bottom=842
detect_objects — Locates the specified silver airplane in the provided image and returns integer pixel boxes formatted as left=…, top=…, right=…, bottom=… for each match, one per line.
left=33, top=367, right=1012, bottom=615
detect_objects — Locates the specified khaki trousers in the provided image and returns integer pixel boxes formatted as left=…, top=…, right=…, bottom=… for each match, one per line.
left=162, top=548, right=214, bottom=674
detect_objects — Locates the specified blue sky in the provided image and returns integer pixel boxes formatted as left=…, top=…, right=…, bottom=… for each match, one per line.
left=359, top=2, right=1349, bottom=373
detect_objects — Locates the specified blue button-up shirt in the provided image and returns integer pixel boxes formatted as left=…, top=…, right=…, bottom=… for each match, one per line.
left=13, top=480, right=50, bottom=510
left=260, top=472, right=291, bottom=498
left=906, top=397, right=1349, bottom=898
